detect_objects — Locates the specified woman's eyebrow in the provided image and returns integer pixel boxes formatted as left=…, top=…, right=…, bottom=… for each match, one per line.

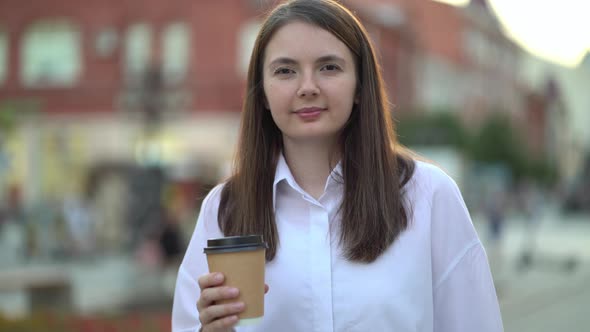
left=268, top=57, right=297, bottom=67
left=268, top=55, right=346, bottom=67
left=315, top=55, right=346, bottom=64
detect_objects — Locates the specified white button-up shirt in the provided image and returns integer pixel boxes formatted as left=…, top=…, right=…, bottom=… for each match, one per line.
left=172, top=156, right=503, bottom=332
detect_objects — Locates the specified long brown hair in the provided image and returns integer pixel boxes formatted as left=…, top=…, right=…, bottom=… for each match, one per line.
left=218, top=0, right=415, bottom=263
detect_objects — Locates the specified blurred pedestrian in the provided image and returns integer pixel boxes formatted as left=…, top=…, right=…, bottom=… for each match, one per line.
left=484, top=186, right=507, bottom=277
left=159, top=209, right=184, bottom=268
left=172, top=1, right=502, bottom=331
left=516, top=180, right=543, bottom=271
left=62, top=194, right=94, bottom=256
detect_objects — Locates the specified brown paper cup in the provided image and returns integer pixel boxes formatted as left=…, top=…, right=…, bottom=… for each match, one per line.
left=204, top=235, right=266, bottom=326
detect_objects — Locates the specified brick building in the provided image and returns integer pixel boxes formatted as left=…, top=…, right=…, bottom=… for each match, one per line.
left=409, top=0, right=523, bottom=123
left=0, top=0, right=277, bottom=205
left=0, top=0, right=274, bottom=115
left=0, top=0, right=565, bottom=205
left=0, top=0, right=419, bottom=205
left=0, top=0, right=419, bottom=115
left=344, top=0, right=527, bottom=126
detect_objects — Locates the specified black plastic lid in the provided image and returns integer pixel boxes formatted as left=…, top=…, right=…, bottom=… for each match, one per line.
left=204, top=235, right=267, bottom=254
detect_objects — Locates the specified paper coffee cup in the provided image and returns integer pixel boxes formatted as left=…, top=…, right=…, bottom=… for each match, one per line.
left=204, top=235, right=267, bottom=326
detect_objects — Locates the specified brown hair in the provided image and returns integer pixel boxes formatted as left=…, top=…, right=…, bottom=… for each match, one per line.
left=218, top=0, right=415, bottom=263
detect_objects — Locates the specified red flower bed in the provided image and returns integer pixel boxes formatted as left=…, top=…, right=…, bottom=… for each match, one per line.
left=0, top=312, right=172, bottom=332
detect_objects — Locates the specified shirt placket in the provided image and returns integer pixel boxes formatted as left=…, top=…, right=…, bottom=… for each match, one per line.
left=307, top=196, right=334, bottom=332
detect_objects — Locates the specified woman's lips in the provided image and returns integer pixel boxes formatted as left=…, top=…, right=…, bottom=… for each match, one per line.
left=294, top=107, right=325, bottom=120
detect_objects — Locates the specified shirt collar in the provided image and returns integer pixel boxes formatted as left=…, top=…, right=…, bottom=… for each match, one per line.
left=272, top=153, right=343, bottom=211
left=273, top=153, right=293, bottom=211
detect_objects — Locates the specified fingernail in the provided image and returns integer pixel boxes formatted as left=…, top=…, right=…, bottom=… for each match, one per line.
left=232, top=302, right=245, bottom=310
left=214, top=273, right=223, bottom=282
left=228, top=287, right=239, bottom=296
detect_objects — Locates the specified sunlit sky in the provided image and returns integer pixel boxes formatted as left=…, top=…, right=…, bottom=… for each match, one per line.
left=434, top=0, right=590, bottom=67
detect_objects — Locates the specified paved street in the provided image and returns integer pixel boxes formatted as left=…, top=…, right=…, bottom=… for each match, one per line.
left=500, top=267, right=590, bottom=332
left=474, top=208, right=590, bottom=332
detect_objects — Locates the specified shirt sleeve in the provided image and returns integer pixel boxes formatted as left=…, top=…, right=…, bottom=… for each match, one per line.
left=428, top=167, right=503, bottom=332
left=172, top=185, right=225, bottom=332
left=433, top=243, right=504, bottom=332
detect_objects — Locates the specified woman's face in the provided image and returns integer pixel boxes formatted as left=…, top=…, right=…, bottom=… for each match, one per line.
left=262, top=21, right=357, bottom=145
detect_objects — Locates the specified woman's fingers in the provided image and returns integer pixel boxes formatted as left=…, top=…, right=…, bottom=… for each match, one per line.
left=198, top=286, right=239, bottom=311
left=204, top=314, right=239, bottom=332
left=199, top=302, right=245, bottom=326
left=197, top=273, right=226, bottom=311
left=196, top=273, right=269, bottom=331
left=198, top=272, right=225, bottom=290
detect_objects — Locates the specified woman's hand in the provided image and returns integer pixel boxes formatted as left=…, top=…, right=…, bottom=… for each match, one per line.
left=197, top=272, right=269, bottom=332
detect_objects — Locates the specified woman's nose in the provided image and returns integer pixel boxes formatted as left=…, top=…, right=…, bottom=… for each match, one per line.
left=297, top=73, right=319, bottom=97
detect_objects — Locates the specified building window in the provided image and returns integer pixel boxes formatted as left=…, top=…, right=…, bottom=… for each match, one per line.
left=94, top=27, right=118, bottom=58
left=124, top=23, right=152, bottom=82
left=162, top=22, right=190, bottom=84
left=21, top=20, right=81, bottom=87
left=237, top=20, right=261, bottom=77
left=0, top=29, right=7, bottom=84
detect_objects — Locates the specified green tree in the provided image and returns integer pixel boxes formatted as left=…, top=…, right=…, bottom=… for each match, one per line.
left=396, top=110, right=467, bottom=149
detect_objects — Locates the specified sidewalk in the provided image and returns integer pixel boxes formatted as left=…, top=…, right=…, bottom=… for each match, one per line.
left=473, top=206, right=590, bottom=266
left=473, top=208, right=590, bottom=331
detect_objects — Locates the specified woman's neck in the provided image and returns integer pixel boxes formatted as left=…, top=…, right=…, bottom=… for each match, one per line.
left=282, top=137, right=340, bottom=200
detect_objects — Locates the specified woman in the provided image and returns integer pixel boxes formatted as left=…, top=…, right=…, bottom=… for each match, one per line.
left=172, top=0, right=503, bottom=331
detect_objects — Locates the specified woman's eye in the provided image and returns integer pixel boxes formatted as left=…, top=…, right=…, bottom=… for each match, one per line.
left=274, top=68, right=294, bottom=75
left=321, top=64, right=340, bottom=71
